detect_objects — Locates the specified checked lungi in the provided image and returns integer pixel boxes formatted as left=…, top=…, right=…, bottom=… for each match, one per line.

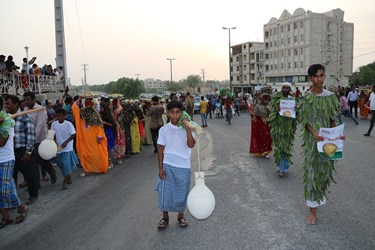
left=156, top=164, right=191, bottom=213
left=56, top=151, right=79, bottom=176
left=0, top=160, right=21, bottom=209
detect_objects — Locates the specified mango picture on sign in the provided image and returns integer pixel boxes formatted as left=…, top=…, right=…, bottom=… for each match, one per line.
left=283, top=111, right=291, bottom=117
left=323, top=143, right=337, bottom=157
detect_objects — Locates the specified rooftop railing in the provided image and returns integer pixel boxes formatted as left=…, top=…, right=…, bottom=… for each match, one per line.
left=0, top=73, right=64, bottom=95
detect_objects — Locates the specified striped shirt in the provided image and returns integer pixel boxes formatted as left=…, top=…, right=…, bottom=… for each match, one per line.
left=14, top=110, right=36, bottom=153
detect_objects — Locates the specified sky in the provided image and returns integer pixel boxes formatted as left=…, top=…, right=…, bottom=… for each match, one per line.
left=1, top=0, right=375, bottom=86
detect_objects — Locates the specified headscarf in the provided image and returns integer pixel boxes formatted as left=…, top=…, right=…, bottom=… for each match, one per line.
left=80, top=106, right=103, bottom=126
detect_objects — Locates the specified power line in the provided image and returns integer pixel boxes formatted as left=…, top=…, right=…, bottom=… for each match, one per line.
left=75, top=0, right=88, bottom=63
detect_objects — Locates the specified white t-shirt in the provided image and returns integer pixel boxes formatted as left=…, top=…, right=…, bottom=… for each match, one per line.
left=157, top=123, right=195, bottom=169
left=369, top=92, right=375, bottom=111
left=0, top=127, right=15, bottom=163
left=51, top=120, right=76, bottom=153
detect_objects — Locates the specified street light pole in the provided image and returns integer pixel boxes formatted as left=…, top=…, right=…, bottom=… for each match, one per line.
left=166, top=58, right=175, bottom=89
left=222, top=27, right=236, bottom=91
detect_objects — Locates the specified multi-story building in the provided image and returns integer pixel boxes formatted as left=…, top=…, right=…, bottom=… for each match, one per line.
left=231, top=42, right=265, bottom=94
left=143, top=78, right=166, bottom=90
left=262, top=8, right=353, bottom=90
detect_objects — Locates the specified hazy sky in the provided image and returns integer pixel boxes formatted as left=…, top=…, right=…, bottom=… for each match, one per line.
left=1, top=0, right=375, bottom=86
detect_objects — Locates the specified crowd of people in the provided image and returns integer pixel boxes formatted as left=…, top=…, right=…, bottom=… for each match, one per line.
left=0, top=53, right=63, bottom=94
left=1, top=63, right=374, bottom=229
left=248, top=64, right=374, bottom=225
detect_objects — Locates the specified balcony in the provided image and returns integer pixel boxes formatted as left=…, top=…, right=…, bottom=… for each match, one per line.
left=1, top=73, right=64, bottom=95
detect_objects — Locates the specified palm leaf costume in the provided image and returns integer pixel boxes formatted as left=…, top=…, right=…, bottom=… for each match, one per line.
left=268, top=93, right=297, bottom=168
left=299, top=90, right=339, bottom=203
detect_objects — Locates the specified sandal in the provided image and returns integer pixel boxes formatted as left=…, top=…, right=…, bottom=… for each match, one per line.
left=15, top=206, right=28, bottom=224
left=80, top=172, right=87, bottom=177
left=178, top=218, right=189, bottom=228
left=157, top=218, right=169, bottom=229
left=0, top=218, right=13, bottom=229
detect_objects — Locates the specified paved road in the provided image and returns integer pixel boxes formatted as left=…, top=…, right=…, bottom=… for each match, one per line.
left=1, top=112, right=374, bottom=250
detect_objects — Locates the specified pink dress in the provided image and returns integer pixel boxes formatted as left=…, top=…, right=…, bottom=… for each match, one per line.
left=113, top=106, right=126, bottom=159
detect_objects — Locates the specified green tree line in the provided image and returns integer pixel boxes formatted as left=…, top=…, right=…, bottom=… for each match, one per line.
left=350, top=61, right=375, bottom=86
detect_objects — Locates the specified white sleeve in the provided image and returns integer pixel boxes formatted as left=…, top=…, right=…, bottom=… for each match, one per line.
left=51, top=121, right=57, bottom=132
left=67, top=122, right=76, bottom=135
left=157, top=126, right=166, bottom=145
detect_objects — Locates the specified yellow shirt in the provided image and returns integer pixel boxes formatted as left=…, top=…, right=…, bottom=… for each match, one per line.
left=199, top=101, right=208, bottom=114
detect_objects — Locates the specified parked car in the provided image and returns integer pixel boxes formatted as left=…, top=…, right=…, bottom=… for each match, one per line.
left=194, top=96, right=208, bottom=113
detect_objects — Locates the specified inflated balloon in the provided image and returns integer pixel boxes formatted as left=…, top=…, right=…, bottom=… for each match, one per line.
left=38, top=130, right=58, bottom=160
left=187, top=172, right=216, bottom=220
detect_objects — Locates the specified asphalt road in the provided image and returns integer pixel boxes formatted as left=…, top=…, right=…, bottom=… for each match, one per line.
left=1, top=112, right=374, bottom=250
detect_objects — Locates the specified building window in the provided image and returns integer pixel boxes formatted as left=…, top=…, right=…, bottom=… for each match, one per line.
left=288, top=37, right=290, bottom=44
left=288, top=24, right=290, bottom=31
left=300, top=48, right=303, bottom=55
left=281, top=26, right=283, bottom=33
left=244, top=65, right=247, bottom=70
left=244, top=55, right=247, bottom=61
left=281, top=39, right=284, bottom=45
left=271, top=65, right=273, bottom=70
left=244, top=75, right=247, bottom=81
left=243, top=44, right=247, bottom=49
left=274, top=41, right=277, bottom=47
left=300, top=21, right=304, bottom=28
left=281, top=63, right=284, bottom=69
left=300, top=61, right=303, bottom=68
left=281, top=50, right=284, bottom=57
left=274, top=65, right=277, bottom=70
left=301, top=34, right=304, bottom=42
left=294, top=49, right=298, bottom=56
left=236, top=66, right=240, bottom=71
left=288, top=62, right=291, bottom=69
left=288, top=50, right=291, bottom=56
left=270, top=41, right=272, bottom=47
left=294, top=62, right=298, bottom=68
left=270, top=53, right=272, bottom=59
left=294, top=22, right=297, bottom=29
left=294, top=35, right=297, bottom=43
left=237, top=76, right=240, bottom=81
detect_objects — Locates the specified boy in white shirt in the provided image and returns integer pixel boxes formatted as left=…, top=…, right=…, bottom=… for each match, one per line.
left=363, top=84, right=375, bottom=136
left=156, top=101, right=196, bottom=229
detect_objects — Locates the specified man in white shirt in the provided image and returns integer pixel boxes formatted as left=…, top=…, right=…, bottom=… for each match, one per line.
left=363, top=85, right=375, bottom=136
left=347, top=85, right=359, bottom=118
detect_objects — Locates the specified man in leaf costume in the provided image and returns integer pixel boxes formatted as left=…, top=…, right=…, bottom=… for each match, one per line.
left=299, top=64, right=342, bottom=225
left=269, top=82, right=297, bottom=177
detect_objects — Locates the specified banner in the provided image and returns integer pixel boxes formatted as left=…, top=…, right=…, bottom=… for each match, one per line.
left=279, top=99, right=296, bottom=118
left=317, top=124, right=345, bottom=160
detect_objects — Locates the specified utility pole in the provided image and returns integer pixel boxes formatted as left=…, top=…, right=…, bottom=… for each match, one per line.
left=201, top=68, right=206, bottom=93
left=223, top=27, right=236, bottom=91
left=135, top=74, right=140, bottom=79
left=166, top=58, right=175, bottom=90
left=82, top=64, right=88, bottom=92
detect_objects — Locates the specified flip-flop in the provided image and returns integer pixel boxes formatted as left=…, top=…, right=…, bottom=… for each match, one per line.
left=0, top=218, right=13, bottom=229
left=157, top=218, right=169, bottom=229
left=15, top=206, right=28, bottom=224
left=178, top=218, right=189, bottom=228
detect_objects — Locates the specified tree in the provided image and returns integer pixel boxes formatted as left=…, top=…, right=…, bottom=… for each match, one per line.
left=349, top=61, right=375, bottom=86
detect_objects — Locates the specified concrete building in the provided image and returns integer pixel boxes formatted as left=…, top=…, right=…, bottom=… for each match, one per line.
left=263, top=8, right=354, bottom=89
left=231, top=42, right=265, bottom=94
left=143, top=78, right=166, bottom=90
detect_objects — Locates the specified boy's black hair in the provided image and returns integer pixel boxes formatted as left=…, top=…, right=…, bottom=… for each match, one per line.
left=65, top=96, right=73, bottom=105
left=152, top=95, right=159, bottom=102
left=73, top=95, right=79, bottom=102
left=23, top=91, right=36, bottom=99
left=201, top=96, right=204, bottom=100
left=307, top=64, right=325, bottom=77
left=4, top=95, right=20, bottom=105
left=167, top=100, right=183, bottom=111
left=55, top=108, right=66, bottom=116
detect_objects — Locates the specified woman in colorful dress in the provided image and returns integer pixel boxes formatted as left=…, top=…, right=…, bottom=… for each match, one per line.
left=249, top=93, right=272, bottom=158
left=134, top=103, right=145, bottom=150
left=112, top=98, right=125, bottom=164
left=359, top=90, right=370, bottom=119
left=119, top=101, right=134, bottom=157
left=100, top=102, right=116, bottom=168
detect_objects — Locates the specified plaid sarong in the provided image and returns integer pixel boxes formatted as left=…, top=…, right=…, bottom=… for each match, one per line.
left=0, top=160, right=21, bottom=209
left=56, top=151, right=79, bottom=176
left=156, top=164, right=191, bottom=212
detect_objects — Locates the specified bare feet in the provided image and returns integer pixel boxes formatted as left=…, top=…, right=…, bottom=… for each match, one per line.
left=307, top=207, right=317, bottom=225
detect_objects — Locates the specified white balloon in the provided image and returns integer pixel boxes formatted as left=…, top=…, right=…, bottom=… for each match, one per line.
left=38, top=130, right=58, bottom=160
left=187, top=174, right=215, bottom=220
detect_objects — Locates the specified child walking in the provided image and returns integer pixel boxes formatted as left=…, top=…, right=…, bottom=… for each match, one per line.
left=156, top=101, right=196, bottom=229
left=51, top=108, right=79, bottom=190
